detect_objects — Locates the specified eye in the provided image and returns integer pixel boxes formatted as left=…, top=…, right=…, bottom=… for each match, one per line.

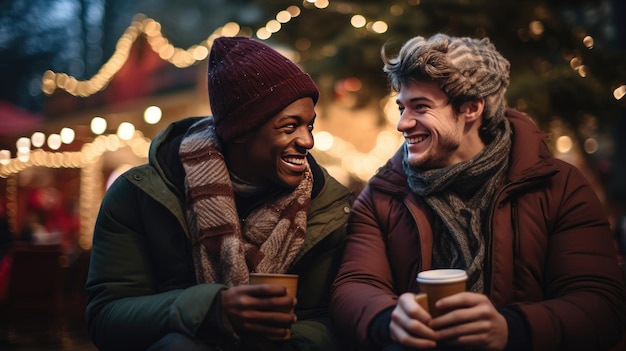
left=280, top=123, right=298, bottom=134
left=398, top=106, right=405, bottom=115
left=307, top=123, right=314, bottom=132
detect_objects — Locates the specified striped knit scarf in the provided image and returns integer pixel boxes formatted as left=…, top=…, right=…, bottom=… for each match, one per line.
left=179, top=118, right=312, bottom=287
left=403, top=119, right=511, bottom=293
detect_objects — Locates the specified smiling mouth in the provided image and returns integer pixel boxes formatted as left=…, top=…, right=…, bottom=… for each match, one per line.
left=406, top=134, right=429, bottom=144
left=282, top=156, right=306, bottom=165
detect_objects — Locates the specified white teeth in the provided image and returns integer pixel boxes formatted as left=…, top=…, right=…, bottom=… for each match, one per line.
left=284, top=157, right=304, bottom=165
left=407, top=135, right=428, bottom=144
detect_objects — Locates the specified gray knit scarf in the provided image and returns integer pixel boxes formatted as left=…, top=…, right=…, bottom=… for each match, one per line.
left=403, top=119, right=511, bottom=293
left=179, top=118, right=312, bottom=287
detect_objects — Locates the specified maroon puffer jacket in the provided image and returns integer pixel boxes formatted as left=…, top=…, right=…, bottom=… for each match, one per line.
left=332, top=109, right=626, bottom=350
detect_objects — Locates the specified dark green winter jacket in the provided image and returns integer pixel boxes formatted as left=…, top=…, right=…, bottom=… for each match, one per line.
left=86, top=117, right=354, bottom=351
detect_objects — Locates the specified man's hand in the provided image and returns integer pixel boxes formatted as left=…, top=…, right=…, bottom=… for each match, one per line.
left=430, top=292, right=508, bottom=351
left=389, top=292, right=438, bottom=349
left=220, top=283, right=297, bottom=339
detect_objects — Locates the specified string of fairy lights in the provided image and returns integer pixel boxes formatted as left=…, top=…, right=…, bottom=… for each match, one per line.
left=0, top=0, right=624, bottom=249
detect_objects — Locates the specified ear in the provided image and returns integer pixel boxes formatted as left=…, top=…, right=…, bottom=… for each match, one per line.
left=460, top=98, right=485, bottom=123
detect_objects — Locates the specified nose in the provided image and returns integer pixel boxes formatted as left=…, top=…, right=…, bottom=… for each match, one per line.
left=396, top=110, right=416, bottom=133
left=295, top=127, right=314, bottom=151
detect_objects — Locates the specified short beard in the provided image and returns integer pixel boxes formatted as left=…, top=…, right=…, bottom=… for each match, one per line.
left=406, top=141, right=460, bottom=170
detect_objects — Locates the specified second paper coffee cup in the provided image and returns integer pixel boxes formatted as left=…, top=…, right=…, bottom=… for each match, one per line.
left=416, top=269, right=467, bottom=317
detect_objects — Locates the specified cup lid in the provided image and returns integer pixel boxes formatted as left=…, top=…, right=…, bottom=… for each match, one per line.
left=416, top=269, right=467, bottom=283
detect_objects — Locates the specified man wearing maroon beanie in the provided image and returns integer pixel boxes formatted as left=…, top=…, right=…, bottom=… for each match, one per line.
left=86, top=36, right=353, bottom=351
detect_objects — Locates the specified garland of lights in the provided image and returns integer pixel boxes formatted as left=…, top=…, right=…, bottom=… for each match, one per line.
left=1, top=133, right=151, bottom=250
left=39, top=0, right=402, bottom=98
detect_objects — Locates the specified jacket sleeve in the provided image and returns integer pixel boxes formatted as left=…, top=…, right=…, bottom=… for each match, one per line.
left=512, top=162, right=626, bottom=350
left=331, top=185, right=406, bottom=351
left=85, top=175, right=228, bottom=351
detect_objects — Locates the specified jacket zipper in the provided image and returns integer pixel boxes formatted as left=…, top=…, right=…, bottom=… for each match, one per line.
left=485, top=176, right=542, bottom=296
left=485, top=183, right=512, bottom=295
left=511, top=199, right=520, bottom=258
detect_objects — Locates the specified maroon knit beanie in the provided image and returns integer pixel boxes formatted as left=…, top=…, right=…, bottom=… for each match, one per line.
left=208, top=36, right=319, bottom=141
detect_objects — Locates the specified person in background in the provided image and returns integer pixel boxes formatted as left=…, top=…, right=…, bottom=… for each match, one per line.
left=86, top=36, right=353, bottom=351
left=331, top=33, right=626, bottom=350
left=18, top=209, right=60, bottom=246
left=17, top=187, right=68, bottom=247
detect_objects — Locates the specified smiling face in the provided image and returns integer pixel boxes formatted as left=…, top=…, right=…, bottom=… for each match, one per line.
left=227, top=97, right=316, bottom=189
left=396, top=80, right=485, bottom=169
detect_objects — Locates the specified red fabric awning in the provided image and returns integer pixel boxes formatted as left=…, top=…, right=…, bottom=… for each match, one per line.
left=0, top=100, right=43, bottom=136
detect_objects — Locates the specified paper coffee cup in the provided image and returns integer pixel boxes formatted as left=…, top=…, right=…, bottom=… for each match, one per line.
left=249, top=273, right=299, bottom=339
left=416, top=269, right=467, bottom=317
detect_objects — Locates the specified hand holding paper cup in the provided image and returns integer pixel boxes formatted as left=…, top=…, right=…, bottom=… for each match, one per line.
left=248, top=272, right=299, bottom=339
left=415, top=269, right=467, bottom=317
